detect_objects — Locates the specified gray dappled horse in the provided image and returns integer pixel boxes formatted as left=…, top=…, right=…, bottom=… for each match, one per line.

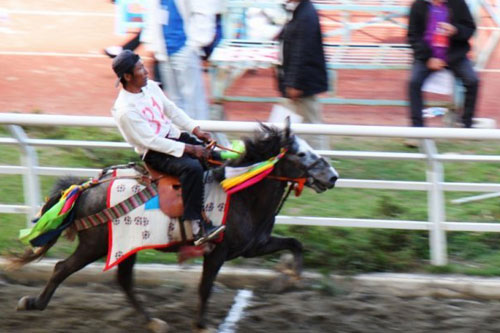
left=12, top=122, right=338, bottom=332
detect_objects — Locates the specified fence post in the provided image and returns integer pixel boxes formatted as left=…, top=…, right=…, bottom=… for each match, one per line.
left=8, top=125, right=42, bottom=225
left=341, top=11, right=351, bottom=42
left=422, top=139, right=447, bottom=265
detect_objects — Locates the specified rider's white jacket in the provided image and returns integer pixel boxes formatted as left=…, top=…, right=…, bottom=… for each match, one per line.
left=112, top=80, right=196, bottom=158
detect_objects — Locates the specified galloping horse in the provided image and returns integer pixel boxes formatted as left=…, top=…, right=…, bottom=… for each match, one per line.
left=11, top=121, right=338, bottom=332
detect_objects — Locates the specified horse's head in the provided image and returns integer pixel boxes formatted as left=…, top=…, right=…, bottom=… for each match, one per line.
left=281, top=131, right=338, bottom=193
left=268, top=118, right=339, bottom=193
left=234, top=118, right=338, bottom=193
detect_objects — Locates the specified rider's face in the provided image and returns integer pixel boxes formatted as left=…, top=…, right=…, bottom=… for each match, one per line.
left=129, top=60, right=148, bottom=89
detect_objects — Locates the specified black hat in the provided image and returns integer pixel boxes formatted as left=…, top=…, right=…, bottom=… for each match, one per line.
left=112, top=50, right=140, bottom=87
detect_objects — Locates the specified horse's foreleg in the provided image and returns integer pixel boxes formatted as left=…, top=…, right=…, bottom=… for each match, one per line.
left=17, top=239, right=106, bottom=311
left=116, top=254, right=168, bottom=333
left=244, top=236, right=303, bottom=276
left=195, top=246, right=226, bottom=331
left=117, top=254, right=147, bottom=318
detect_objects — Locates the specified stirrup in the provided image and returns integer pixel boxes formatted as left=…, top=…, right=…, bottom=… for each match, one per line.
left=194, top=225, right=226, bottom=246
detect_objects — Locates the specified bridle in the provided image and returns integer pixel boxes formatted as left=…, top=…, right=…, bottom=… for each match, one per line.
left=302, top=157, right=325, bottom=172
left=268, top=151, right=327, bottom=215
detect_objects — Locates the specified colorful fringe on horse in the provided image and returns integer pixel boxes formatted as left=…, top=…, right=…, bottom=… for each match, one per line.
left=19, top=181, right=93, bottom=246
left=221, top=149, right=287, bottom=194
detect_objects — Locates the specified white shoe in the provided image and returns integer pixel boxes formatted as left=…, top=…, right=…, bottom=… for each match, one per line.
left=104, top=46, right=123, bottom=58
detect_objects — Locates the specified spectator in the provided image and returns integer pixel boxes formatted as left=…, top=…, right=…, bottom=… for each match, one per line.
left=277, top=0, right=329, bottom=150
left=407, top=0, right=479, bottom=129
left=110, top=50, right=225, bottom=246
left=142, top=0, right=218, bottom=121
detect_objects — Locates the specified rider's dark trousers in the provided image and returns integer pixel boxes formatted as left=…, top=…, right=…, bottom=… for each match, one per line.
left=143, top=133, right=204, bottom=221
left=408, top=58, right=479, bottom=128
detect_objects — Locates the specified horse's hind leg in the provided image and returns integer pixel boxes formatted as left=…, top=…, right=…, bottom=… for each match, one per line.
left=116, top=254, right=168, bottom=333
left=17, top=237, right=106, bottom=311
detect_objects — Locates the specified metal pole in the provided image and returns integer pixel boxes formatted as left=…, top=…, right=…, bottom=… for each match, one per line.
left=342, top=11, right=351, bottom=43
left=422, top=139, right=447, bottom=265
left=452, top=191, right=500, bottom=204
left=8, top=125, right=42, bottom=225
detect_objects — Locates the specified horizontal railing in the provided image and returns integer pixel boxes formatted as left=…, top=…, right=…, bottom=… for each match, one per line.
left=2, top=113, right=500, bottom=265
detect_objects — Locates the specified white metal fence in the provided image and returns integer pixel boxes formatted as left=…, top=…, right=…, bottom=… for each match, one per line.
left=3, top=113, right=500, bottom=266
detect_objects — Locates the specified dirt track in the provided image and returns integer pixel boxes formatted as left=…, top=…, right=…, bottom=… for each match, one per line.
left=3, top=272, right=500, bottom=333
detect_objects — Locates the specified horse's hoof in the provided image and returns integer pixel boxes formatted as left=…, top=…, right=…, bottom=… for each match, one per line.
left=192, top=321, right=216, bottom=333
left=269, top=273, right=303, bottom=293
left=16, top=296, right=31, bottom=311
left=192, top=326, right=216, bottom=333
left=147, top=318, right=168, bottom=333
left=276, top=253, right=300, bottom=276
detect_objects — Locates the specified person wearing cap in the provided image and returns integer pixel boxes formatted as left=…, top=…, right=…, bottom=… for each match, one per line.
left=111, top=50, right=225, bottom=245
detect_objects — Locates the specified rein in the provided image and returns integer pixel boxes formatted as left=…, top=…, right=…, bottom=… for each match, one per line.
left=205, top=140, right=241, bottom=166
left=269, top=176, right=307, bottom=215
left=207, top=140, right=242, bottom=154
left=268, top=176, right=306, bottom=196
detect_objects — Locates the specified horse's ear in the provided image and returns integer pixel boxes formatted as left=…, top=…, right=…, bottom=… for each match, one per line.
left=284, top=116, right=291, bottom=139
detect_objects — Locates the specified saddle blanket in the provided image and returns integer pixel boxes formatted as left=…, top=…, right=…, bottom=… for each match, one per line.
left=104, top=168, right=228, bottom=270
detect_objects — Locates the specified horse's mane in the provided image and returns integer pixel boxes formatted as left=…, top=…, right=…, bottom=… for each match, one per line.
left=228, top=124, right=285, bottom=167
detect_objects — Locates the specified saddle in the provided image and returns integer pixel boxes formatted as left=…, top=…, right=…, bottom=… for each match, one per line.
left=145, top=164, right=184, bottom=218
left=143, top=164, right=223, bottom=259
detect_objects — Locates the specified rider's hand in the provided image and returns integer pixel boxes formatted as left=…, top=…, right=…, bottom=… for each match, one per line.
left=185, top=144, right=209, bottom=160
left=192, top=126, right=212, bottom=143
left=427, top=57, right=446, bottom=71
left=438, top=22, right=457, bottom=37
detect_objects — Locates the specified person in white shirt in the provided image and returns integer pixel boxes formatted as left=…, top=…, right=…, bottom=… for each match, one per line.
left=111, top=50, right=225, bottom=245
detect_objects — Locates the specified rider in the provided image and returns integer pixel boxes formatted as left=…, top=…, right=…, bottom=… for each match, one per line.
left=111, top=50, right=225, bottom=245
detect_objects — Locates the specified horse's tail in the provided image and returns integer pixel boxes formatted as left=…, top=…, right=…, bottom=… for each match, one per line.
left=7, top=176, right=85, bottom=270
left=6, top=238, right=58, bottom=271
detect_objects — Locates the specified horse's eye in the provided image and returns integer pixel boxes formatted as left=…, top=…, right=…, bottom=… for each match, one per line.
left=297, top=152, right=306, bottom=158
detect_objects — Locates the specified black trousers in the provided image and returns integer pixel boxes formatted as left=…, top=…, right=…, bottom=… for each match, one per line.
left=143, top=133, right=204, bottom=221
left=408, top=58, right=479, bottom=128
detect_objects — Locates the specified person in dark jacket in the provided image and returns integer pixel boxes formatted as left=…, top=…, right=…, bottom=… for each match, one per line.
left=407, top=0, right=479, bottom=129
left=278, top=0, right=328, bottom=149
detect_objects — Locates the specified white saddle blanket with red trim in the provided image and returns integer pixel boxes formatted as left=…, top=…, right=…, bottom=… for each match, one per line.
left=105, top=168, right=227, bottom=271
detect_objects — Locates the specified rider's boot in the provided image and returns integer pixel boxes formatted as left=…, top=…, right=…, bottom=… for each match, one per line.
left=191, top=219, right=225, bottom=246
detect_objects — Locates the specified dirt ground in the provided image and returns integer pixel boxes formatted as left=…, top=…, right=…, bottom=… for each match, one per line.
left=2, top=272, right=500, bottom=333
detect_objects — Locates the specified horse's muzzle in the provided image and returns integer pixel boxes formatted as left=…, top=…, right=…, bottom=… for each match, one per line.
left=308, top=175, right=337, bottom=193
left=328, top=176, right=338, bottom=188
